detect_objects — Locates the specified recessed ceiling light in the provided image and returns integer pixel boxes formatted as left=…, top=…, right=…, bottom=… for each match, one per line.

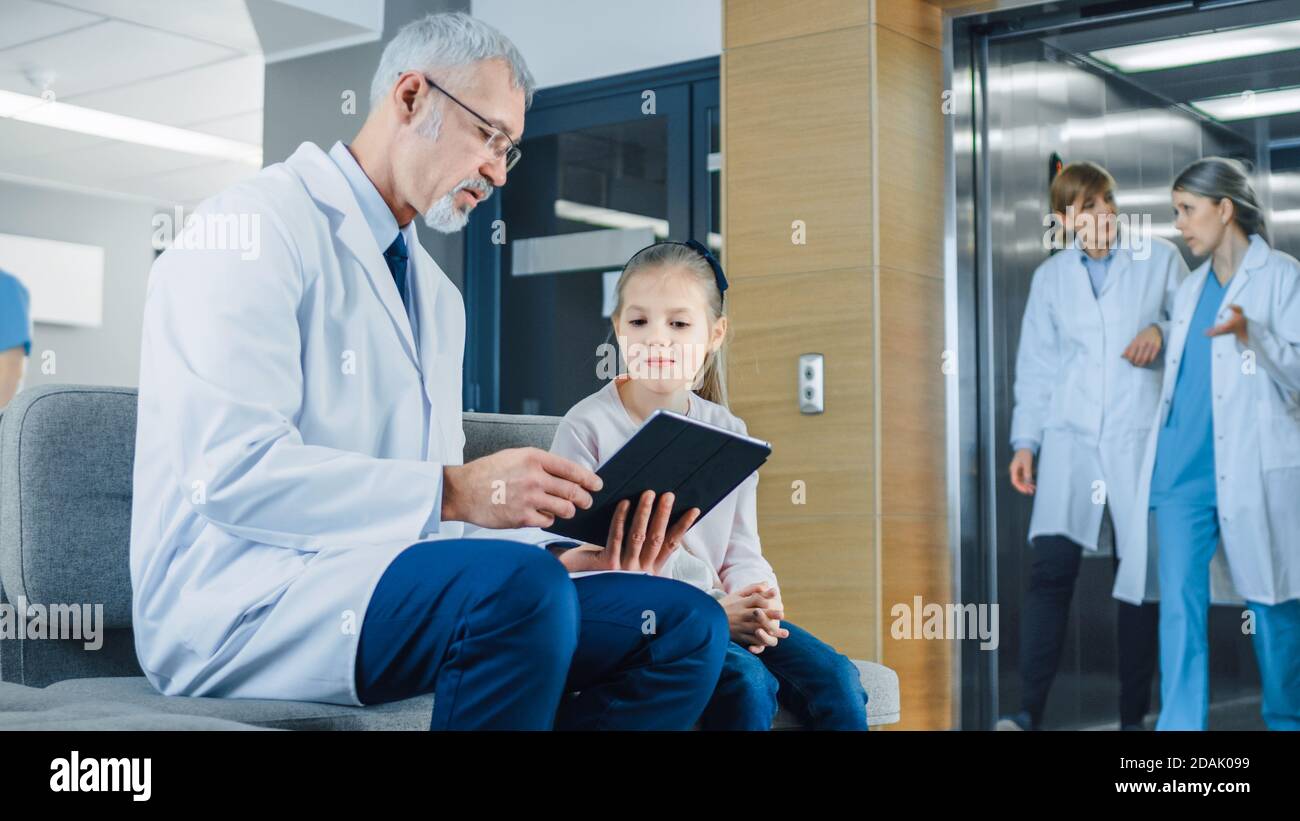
left=1091, top=19, right=1300, bottom=72
left=0, top=89, right=261, bottom=166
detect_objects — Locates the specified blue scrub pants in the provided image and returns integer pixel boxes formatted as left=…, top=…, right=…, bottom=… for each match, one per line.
left=1153, top=504, right=1300, bottom=730
left=353, top=539, right=729, bottom=730
left=698, top=621, right=868, bottom=730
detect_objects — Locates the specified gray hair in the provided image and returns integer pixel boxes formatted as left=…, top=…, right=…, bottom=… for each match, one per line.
left=369, top=12, right=535, bottom=111
left=1172, top=156, right=1270, bottom=244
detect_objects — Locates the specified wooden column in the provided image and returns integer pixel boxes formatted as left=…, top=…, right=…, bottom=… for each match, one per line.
left=722, top=0, right=950, bottom=729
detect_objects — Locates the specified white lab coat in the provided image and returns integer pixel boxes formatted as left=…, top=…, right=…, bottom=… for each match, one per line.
left=1010, top=231, right=1188, bottom=589
left=1114, top=234, right=1300, bottom=607
left=131, top=141, right=558, bottom=705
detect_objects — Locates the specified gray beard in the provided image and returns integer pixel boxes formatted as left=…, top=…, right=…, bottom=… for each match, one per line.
left=422, top=188, right=470, bottom=234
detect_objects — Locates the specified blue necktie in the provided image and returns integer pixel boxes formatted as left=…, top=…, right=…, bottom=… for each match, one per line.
left=383, top=233, right=409, bottom=313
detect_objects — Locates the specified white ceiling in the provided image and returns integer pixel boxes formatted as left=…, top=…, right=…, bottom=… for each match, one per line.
left=0, top=0, right=382, bottom=206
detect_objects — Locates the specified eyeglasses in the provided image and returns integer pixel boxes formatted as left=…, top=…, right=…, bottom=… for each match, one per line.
left=420, top=74, right=521, bottom=172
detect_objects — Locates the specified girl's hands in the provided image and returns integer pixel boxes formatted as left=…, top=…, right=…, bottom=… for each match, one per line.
left=558, top=489, right=700, bottom=574
left=721, top=583, right=789, bottom=654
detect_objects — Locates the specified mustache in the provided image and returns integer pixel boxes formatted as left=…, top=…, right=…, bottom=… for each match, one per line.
left=456, top=177, right=493, bottom=202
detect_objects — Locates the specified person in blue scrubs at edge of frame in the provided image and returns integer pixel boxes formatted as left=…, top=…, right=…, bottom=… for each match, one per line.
left=129, top=12, right=730, bottom=730
left=1116, top=156, right=1300, bottom=731
left=0, top=268, right=32, bottom=408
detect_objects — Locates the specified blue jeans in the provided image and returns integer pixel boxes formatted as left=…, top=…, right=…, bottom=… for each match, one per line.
left=698, top=620, right=868, bottom=730
left=1154, top=503, right=1300, bottom=731
left=354, top=539, right=729, bottom=730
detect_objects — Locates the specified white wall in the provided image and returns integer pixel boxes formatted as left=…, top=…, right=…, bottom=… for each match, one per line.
left=0, top=180, right=154, bottom=389
left=263, top=0, right=469, bottom=292
left=471, top=0, right=721, bottom=89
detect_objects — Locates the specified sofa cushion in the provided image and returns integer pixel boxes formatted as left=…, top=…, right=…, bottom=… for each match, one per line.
left=40, top=676, right=435, bottom=731
left=461, top=411, right=559, bottom=460
left=38, top=664, right=898, bottom=731
left=0, top=680, right=268, bottom=731
left=0, top=386, right=138, bottom=628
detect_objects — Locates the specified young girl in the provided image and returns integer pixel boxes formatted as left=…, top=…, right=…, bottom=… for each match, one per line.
left=546, top=240, right=868, bottom=730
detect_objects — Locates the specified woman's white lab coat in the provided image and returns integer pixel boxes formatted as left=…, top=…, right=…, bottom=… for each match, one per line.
left=1114, top=234, right=1300, bottom=607
left=131, top=141, right=552, bottom=705
left=1010, top=232, right=1188, bottom=591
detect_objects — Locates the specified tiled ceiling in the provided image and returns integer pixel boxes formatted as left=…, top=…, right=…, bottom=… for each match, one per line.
left=0, top=0, right=382, bottom=205
left=0, top=0, right=263, bottom=205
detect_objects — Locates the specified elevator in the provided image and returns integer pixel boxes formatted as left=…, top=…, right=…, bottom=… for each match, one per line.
left=949, top=0, right=1300, bottom=729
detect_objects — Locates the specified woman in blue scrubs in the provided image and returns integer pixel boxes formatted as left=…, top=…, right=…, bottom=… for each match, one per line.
left=1148, top=259, right=1224, bottom=730
left=0, top=268, right=31, bottom=407
left=1144, top=157, right=1300, bottom=730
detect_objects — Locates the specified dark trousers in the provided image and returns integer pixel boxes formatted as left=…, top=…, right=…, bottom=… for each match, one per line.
left=354, top=539, right=730, bottom=730
left=1019, top=533, right=1159, bottom=728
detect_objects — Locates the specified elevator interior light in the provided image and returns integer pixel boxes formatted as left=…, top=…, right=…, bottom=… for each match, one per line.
left=1190, top=85, right=1300, bottom=121
left=1090, top=20, right=1300, bottom=73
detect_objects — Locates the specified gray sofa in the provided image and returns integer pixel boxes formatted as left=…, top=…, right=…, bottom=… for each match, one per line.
left=0, top=384, right=899, bottom=730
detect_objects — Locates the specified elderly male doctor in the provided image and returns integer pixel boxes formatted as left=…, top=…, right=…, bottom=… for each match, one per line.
left=131, top=12, right=728, bottom=731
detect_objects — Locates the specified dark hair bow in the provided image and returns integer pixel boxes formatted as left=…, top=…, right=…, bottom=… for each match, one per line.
left=682, top=239, right=728, bottom=297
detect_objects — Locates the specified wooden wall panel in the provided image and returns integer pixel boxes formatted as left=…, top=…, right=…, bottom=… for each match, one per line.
left=875, top=24, right=945, bottom=278
left=762, top=514, right=878, bottom=659
left=723, top=26, right=872, bottom=279
left=872, top=3, right=952, bottom=732
left=725, top=0, right=871, bottom=49
left=874, top=0, right=943, bottom=49
left=724, top=11, right=878, bottom=664
left=723, top=0, right=952, bottom=728
left=880, top=513, right=952, bottom=728
left=877, top=266, right=945, bottom=518
left=726, top=265, right=875, bottom=656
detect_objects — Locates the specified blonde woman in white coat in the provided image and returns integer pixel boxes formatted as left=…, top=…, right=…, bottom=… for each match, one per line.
left=999, top=162, right=1189, bottom=731
left=1116, top=157, right=1300, bottom=731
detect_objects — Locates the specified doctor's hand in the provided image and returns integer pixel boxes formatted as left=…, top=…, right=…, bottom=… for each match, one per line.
left=1010, top=448, right=1036, bottom=495
left=722, top=583, right=788, bottom=654
left=1206, top=304, right=1249, bottom=345
left=558, top=490, right=700, bottom=574
left=1122, top=323, right=1163, bottom=367
left=441, top=447, right=603, bottom=529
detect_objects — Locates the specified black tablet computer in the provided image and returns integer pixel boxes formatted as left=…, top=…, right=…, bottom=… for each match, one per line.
left=543, top=409, right=772, bottom=547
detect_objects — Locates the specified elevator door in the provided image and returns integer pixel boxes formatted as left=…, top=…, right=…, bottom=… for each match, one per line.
left=971, top=32, right=1265, bottom=729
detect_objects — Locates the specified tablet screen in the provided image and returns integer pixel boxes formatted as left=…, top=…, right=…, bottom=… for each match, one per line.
left=543, top=409, right=771, bottom=546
